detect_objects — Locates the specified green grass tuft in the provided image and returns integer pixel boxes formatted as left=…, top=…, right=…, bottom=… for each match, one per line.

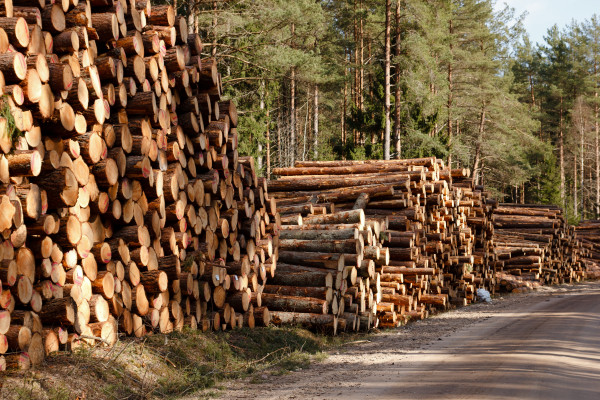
left=0, top=96, right=23, bottom=147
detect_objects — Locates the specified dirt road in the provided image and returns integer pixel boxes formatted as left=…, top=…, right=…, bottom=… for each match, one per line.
left=219, top=282, right=600, bottom=399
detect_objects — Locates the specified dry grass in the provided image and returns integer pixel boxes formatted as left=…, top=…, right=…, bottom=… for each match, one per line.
left=0, top=326, right=365, bottom=400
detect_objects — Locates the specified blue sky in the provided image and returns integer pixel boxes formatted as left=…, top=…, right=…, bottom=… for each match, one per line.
left=494, top=0, right=600, bottom=45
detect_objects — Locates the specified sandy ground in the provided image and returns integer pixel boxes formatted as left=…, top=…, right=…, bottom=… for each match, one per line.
left=217, top=281, right=600, bottom=399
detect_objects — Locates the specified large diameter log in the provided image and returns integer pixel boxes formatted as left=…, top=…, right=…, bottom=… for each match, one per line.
left=262, top=285, right=333, bottom=303
left=4, top=150, right=42, bottom=177
left=146, top=4, right=174, bottom=26
left=267, top=173, right=410, bottom=191
left=277, top=251, right=346, bottom=271
left=260, top=293, right=328, bottom=314
left=90, top=13, right=118, bottom=41
left=0, top=51, right=26, bottom=82
left=301, top=209, right=365, bottom=227
left=5, top=325, right=30, bottom=350
left=294, top=157, right=437, bottom=168
left=420, top=294, right=448, bottom=308
left=0, top=0, right=13, bottom=18
left=274, top=162, right=429, bottom=176
left=270, top=311, right=337, bottom=334
left=269, top=263, right=333, bottom=288
left=316, top=184, right=395, bottom=203
left=126, top=91, right=155, bottom=115
left=0, top=17, right=29, bottom=48
left=279, top=228, right=358, bottom=241
left=41, top=4, right=64, bottom=34
left=140, top=270, right=167, bottom=294
left=39, top=297, right=75, bottom=325
left=278, top=238, right=363, bottom=255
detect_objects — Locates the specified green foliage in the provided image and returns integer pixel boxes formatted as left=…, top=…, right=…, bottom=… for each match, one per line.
left=188, top=1, right=600, bottom=211
left=0, top=96, right=23, bottom=148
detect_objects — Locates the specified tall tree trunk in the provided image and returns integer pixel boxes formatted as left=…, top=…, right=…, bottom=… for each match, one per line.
left=303, top=95, right=309, bottom=161
left=352, top=0, right=360, bottom=146
left=580, top=107, right=585, bottom=219
left=574, top=154, right=578, bottom=219
left=359, top=0, right=364, bottom=123
left=393, top=0, right=402, bottom=158
left=289, top=22, right=296, bottom=166
left=258, top=81, right=265, bottom=171
left=266, top=89, right=271, bottom=179
left=313, top=84, right=319, bottom=160
left=447, top=18, right=454, bottom=167
left=529, top=72, right=535, bottom=109
left=277, top=103, right=282, bottom=168
left=560, top=95, right=565, bottom=207
left=594, top=63, right=600, bottom=218
left=472, top=105, right=486, bottom=186
left=383, top=0, right=391, bottom=160
left=343, top=60, right=347, bottom=147
left=211, top=2, right=218, bottom=57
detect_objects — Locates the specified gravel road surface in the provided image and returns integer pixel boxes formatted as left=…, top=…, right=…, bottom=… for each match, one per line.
left=219, top=281, right=600, bottom=399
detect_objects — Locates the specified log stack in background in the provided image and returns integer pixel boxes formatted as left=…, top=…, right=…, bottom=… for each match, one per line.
left=268, top=158, right=500, bottom=332
left=0, top=0, right=277, bottom=372
left=268, top=158, right=596, bottom=332
left=490, top=204, right=584, bottom=292
left=571, top=220, right=600, bottom=279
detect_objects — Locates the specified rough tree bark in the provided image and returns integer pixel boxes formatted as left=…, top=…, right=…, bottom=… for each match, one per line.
left=313, top=83, right=319, bottom=160
left=393, top=0, right=402, bottom=158
left=447, top=18, right=454, bottom=168
left=290, top=22, right=296, bottom=166
left=384, top=0, right=391, bottom=160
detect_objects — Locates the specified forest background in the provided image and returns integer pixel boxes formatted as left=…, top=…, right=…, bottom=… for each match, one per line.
left=173, top=0, right=600, bottom=223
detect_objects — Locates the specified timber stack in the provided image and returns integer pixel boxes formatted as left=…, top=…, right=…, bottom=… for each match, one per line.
left=490, top=204, right=584, bottom=292
left=0, top=0, right=276, bottom=372
left=572, top=220, right=600, bottom=279
left=268, top=157, right=499, bottom=331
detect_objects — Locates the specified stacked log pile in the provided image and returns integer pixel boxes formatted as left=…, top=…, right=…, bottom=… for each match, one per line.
left=573, top=220, right=600, bottom=279
left=0, top=0, right=593, bottom=373
left=445, top=172, right=497, bottom=304
left=0, top=0, right=276, bottom=372
left=268, top=158, right=500, bottom=331
left=490, top=204, right=584, bottom=292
